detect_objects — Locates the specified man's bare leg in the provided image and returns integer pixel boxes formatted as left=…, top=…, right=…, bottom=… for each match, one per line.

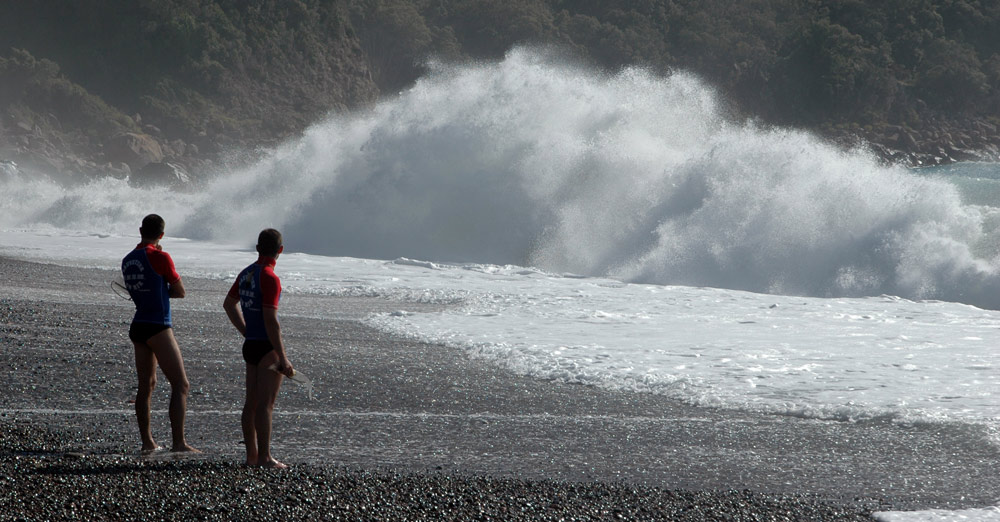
left=242, top=363, right=259, bottom=465
left=252, top=351, right=285, bottom=468
left=146, top=328, right=200, bottom=453
left=133, top=342, right=161, bottom=453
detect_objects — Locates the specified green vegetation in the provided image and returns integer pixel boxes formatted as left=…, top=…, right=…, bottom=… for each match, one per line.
left=0, top=1, right=376, bottom=148
left=400, top=0, right=1000, bottom=131
left=2, top=0, right=999, bottom=167
left=0, top=49, right=138, bottom=146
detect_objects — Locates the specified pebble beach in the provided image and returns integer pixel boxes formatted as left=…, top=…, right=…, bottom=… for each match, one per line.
left=0, top=421, right=877, bottom=521
left=4, top=256, right=999, bottom=520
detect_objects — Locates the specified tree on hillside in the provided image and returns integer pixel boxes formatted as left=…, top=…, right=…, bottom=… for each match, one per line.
left=915, top=38, right=990, bottom=113
left=350, top=0, right=439, bottom=93
left=434, top=0, right=557, bottom=58
left=773, top=18, right=895, bottom=125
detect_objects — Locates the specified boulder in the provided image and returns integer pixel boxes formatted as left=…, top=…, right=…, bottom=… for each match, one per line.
left=169, top=139, right=187, bottom=157
left=130, top=161, right=191, bottom=188
left=104, top=161, right=131, bottom=180
left=895, top=130, right=918, bottom=151
left=14, top=120, right=36, bottom=135
left=1, top=159, right=19, bottom=179
left=945, top=144, right=984, bottom=162
left=105, top=132, right=163, bottom=171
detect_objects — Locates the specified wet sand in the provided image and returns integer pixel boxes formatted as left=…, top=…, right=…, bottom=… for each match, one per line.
left=3, top=256, right=999, bottom=519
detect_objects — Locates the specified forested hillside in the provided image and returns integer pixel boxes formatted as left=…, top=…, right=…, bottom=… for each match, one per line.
left=1, top=0, right=998, bottom=181
left=350, top=0, right=1000, bottom=165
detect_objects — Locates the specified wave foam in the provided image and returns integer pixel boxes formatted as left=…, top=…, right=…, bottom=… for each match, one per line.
left=3, top=47, right=999, bottom=306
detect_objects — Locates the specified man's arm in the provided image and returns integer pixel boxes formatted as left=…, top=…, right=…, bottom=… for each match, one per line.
left=223, top=295, right=246, bottom=337
left=263, top=307, right=293, bottom=377
left=168, top=277, right=186, bottom=298
left=151, top=249, right=185, bottom=298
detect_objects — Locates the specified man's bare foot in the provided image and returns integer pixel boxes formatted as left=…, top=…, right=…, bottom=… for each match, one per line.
left=141, top=444, right=163, bottom=455
left=243, top=451, right=261, bottom=466
left=258, top=458, right=288, bottom=469
left=169, top=443, right=202, bottom=453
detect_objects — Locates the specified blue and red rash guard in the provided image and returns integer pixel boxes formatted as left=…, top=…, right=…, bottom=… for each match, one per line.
left=227, top=257, right=281, bottom=341
left=122, top=244, right=180, bottom=326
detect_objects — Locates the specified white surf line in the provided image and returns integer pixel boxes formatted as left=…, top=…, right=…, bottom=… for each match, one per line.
left=2, top=408, right=717, bottom=424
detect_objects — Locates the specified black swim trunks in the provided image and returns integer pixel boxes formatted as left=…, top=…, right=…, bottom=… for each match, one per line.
left=129, top=322, right=171, bottom=343
left=242, top=339, right=275, bottom=365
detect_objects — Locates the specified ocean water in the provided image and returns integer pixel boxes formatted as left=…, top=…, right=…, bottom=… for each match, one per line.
left=3, top=48, right=1000, bottom=520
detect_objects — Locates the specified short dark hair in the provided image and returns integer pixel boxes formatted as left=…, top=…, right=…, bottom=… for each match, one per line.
left=140, top=214, right=165, bottom=240
left=256, top=228, right=283, bottom=257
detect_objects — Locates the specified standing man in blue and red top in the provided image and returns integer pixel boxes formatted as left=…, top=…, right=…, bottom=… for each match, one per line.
left=223, top=228, right=294, bottom=468
left=122, top=214, right=199, bottom=454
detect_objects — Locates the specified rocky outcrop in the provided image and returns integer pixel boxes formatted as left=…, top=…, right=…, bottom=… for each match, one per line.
left=0, top=109, right=208, bottom=182
left=0, top=7, right=379, bottom=183
left=130, top=161, right=191, bottom=188
left=826, top=117, right=1000, bottom=168
left=104, top=132, right=163, bottom=172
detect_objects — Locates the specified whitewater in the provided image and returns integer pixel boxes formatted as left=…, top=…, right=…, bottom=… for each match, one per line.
left=3, top=49, right=1000, bottom=520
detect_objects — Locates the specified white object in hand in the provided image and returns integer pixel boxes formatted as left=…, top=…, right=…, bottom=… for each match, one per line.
left=267, top=364, right=315, bottom=400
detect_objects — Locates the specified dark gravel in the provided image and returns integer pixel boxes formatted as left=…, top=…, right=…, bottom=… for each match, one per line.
left=0, top=421, right=879, bottom=521
left=5, top=256, right=996, bottom=520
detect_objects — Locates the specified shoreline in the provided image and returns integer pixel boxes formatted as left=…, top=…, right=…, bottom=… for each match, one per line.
left=2, top=256, right=999, bottom=519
